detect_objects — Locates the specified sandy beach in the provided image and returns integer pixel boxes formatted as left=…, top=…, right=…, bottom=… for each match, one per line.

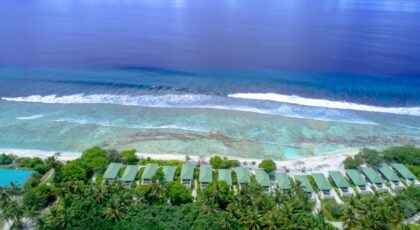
left=0, top=148, right=359, bottom=173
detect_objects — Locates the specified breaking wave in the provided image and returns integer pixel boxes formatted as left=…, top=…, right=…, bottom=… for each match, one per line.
left=0, top=93, right=396, bottom=124
left=16, top=114, right=45, bottom=120
left=229, top=93, right=420, bottom=116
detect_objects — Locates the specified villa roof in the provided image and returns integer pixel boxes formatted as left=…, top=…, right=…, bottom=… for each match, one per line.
left=312, top=173, right=332, bottom=191
left=378, top=166, right=400, bottom=182
left=275, top=172, right=291, bottom=189
left=294, top=175, right=314, bottom=193
left=391, top=163, right=416, bottom=180
left=120, top=165, right=138, bottom=182
left=142, top=163, right=158, bottom=180
left=255, top=169, right=271, bottom=187
left=162, top=166, right=176, bottom=182
left=345, top=169, right=367, bottom=186
left=329, top=171, right=349, bottom=188
left=199, top=166, right=213, bottom=183
left=361, top=167, right=384, bottom=184
left=103, top=163, right=122, bottom=179
left=218, top=169, right=232, bottom=186
left=180, top=163, right=195, bottom=180
left=234, top=166, right=251, bottom=184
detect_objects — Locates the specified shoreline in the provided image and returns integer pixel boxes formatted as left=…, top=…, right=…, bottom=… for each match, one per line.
left=0, top=147, right=359, bottom=173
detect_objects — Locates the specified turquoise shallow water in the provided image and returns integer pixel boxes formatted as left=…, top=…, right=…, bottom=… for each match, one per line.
left=1, top=100, right=419, bottom=159
left=0, top=169, right=33, bottom=187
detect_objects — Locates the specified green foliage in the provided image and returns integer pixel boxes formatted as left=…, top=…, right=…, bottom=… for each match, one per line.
left=153, top=167, right=165, bottom=183
left=210, top=156, right=223, bottom=169
left=120, top=149, right=138, bottom=164
left=321, top=199, right=343, bottom=221
left=0, top=153, right=14, bottom=165
left=61, top=161, right=87, bottom=182
left=342, top=194, right=404, bottom=230
left=358, top=148, right=383, bottom=166
left=140, top=157, right=184, bottom=166
left=81, top=146, right=109, bottom=171
left=383, top=145, right=420, bottom=166
left=165, top=182, right=193, bottom=205
left=407, top=165, right=420, bottom=179
left=258, top=159, right=276, bottom=173
left=395, top=186, right=420, bottom=218
left=343, top=156, right=363, bottom=169
left=210, top=156, right=241, bottom=169
left=200, top=181, right=233, bottom=210
left=23, top=184, right=56, bottom=211
left=106, top=149, right=121, bottom=162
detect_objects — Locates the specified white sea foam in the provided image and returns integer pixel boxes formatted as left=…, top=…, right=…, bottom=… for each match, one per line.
left=1, top=93, right=384, bottom=124
left=16, top=114, right=44, bottom=120
left=229, top=93, right=420, bottom=116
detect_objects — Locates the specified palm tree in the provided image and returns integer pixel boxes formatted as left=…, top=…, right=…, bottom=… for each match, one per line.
left=342, top=196, right=359, bottom=230
left=262, top=209, right=282, bottom=230
left=240, top=209, right=262, bottom=230
left=103, top=197, right=128, bottom=222
left=91, top=185, right=108, bottom=204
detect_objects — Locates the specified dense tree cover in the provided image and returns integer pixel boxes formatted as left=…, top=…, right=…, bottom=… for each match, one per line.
left=394, top=186, right=420, bottom=218
left=58, top=146, right=109, bottom=182
left=258, top=159, right=276, bottom=173
left=33, top=179, right=337, bottom=230
left=383, top=145, right=420, bottom=166
left=343, top=145, right=420, bottom=171
left=342, top=194, right=405, bottom=230
left=0, top=153, right=15, bottom=165
left=209, top=156, right=240, bottom=169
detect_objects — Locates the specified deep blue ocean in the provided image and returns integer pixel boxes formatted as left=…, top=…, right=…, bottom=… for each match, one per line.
left=0, top=0, right=419, bottom=158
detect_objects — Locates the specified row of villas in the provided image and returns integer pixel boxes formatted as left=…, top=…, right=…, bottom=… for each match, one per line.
left=101, top=162, right=419, bottom=200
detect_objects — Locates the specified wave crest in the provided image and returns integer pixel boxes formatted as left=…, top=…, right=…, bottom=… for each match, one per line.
left=0, top=93, right=396, bottom=124
left=229, top=93, right=420, bottom=116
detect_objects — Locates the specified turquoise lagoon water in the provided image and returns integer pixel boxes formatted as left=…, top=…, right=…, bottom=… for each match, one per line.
left=0, top=169, right=33, bottom=187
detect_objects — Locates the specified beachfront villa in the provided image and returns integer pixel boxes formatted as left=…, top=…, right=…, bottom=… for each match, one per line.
left=361, top=167, right=387, bottom=192
left=234, top=166, right=251, bottom=189
left=312, top=173, right=334, bottom=199
left=199, top=165, right=213, bottom=189
left=218, top=169, right=233, bottom=188
left=378, top=165, right=404, bottom=190
left=142, top=163, right=158, bottom=184
left=180, top=163, right=195, bottom=188
left=294, top=175, right=315, bottom=200
left=255, top=169, right=271, bottom=193
left=275, top=172, right=291, bottom=192
left=119, top=165, right=139, bottom=186
left=103, top=163, right=122, bottom=181
left=391, top=163, right=420, bottom=186
left=162, top=166, right=176, bottom=182
left=329, top=171, right=351, bottom=197
left=345, top=169, right=371, bottom=194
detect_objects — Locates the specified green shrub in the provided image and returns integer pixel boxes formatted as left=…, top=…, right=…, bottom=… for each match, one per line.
left=0, top=154, right=14, bottom=165
left=258, top=159, right=276, bottom=173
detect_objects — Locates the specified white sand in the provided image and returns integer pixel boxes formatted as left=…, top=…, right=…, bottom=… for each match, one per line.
left=1, top=147, right=359, bottom=173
